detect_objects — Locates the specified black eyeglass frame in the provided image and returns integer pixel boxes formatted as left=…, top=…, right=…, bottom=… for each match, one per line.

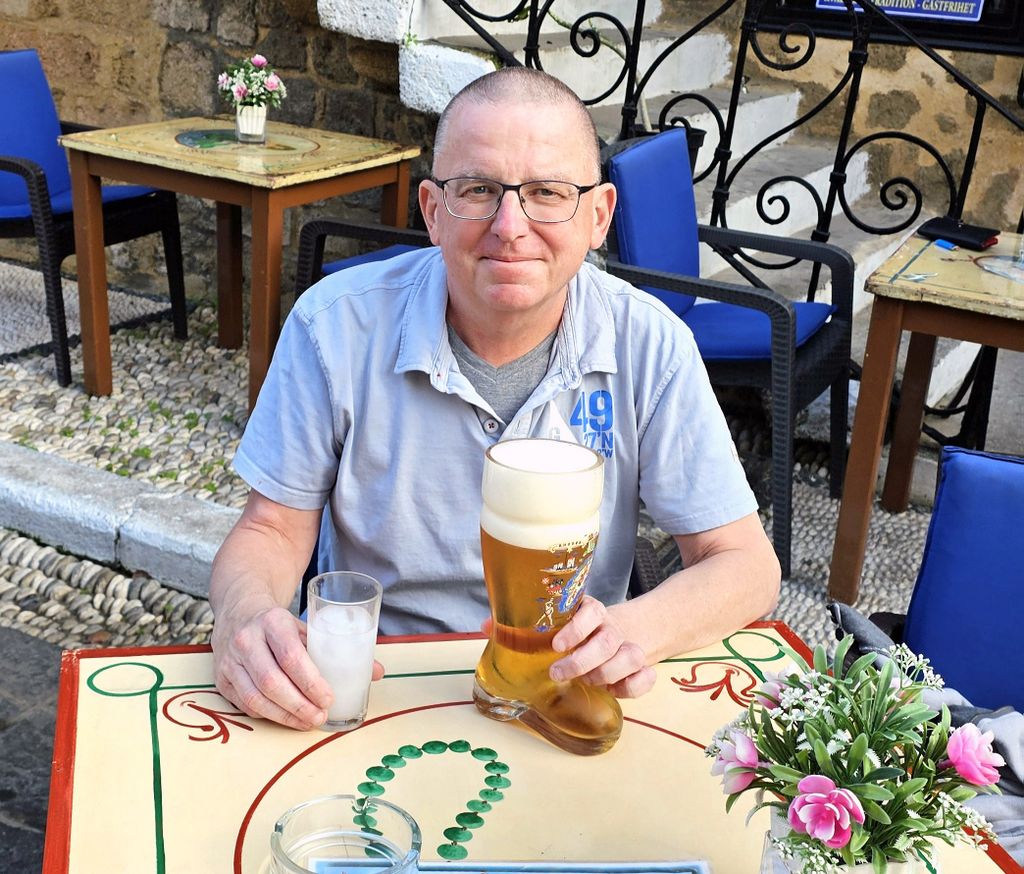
left=430, top=176, right=599, bottom=223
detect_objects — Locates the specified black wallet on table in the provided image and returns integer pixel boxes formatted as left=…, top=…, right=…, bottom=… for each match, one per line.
left=917, top=216, right=999, bottom=250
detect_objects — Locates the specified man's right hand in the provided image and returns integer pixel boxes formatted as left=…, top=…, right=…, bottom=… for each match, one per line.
left=212, top=602, right=334, bottom=731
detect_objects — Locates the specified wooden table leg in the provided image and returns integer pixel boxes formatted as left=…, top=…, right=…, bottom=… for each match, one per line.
left=216, top=203, right=244, bottom=349
left=380, top=159, right=411, bottom=228
left=67, top=150, right=112, bottom=396
left=828, top=296, right=906, bottom=604
left=247, top=189, right=284, bottom=409
left=880, top=331, right=937, bottom=512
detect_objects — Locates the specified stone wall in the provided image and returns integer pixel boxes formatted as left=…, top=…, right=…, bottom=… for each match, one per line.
left=0, top=0, right=436, bottom=302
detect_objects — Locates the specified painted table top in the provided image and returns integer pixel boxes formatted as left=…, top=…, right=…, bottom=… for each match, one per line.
left=46, top=624, right=1011, bottom=873
left=866, top=232, right=1024, bottom=319
left=59, top=116, right=421, bottom=189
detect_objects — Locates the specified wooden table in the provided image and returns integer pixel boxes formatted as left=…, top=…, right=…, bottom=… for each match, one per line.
left=60, top=118, right=420, bottom=407
left=829, top=232, right=1024, bottom=604
left=43, top=623, right=1016, bottom=873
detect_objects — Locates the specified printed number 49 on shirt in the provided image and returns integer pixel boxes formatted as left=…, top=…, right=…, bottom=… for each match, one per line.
left=570, top=390, right=614, bottom=457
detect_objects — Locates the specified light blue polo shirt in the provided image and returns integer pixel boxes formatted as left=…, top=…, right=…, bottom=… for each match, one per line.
left=234, top=247, right=756, bottom=635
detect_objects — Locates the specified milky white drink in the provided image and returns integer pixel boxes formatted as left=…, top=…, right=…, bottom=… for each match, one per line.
left=305, top=572, right=383, bottom=731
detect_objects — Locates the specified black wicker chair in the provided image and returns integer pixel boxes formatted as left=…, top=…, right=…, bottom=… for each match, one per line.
left=604, top=129, right=855, bottom=578
left=0, top=49, right=187, bottom=386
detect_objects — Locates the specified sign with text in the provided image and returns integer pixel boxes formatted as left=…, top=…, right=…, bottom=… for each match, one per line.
left=815, top=0, right=985, bottom=23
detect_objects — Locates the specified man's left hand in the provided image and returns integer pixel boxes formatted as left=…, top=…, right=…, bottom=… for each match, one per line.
left=549, top=595, right=656, bottom=697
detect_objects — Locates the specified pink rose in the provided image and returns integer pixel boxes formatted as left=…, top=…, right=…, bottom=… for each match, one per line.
left=941, top=723, right=1005, bottom=786
left=265, top=73, right=281, bottom=92
left=754, top=671, right=787, bottom=708
left=217, top=72, right=230, bottom=89
left=232, top=84, right=248, bottom=101
left=787, top=775, right=865, bottom=850
left=710, top=730, right=765, bottom=795
left=250, top=54, right=268, bottom=68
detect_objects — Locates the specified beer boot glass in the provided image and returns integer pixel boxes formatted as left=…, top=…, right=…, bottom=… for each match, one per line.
left=473, top=438, right=623, bottom=755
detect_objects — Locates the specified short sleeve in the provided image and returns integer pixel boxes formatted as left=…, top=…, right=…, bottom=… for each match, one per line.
left=232, top=309, right=343, bottom=510
left=637, top=337, right=757, bottom=534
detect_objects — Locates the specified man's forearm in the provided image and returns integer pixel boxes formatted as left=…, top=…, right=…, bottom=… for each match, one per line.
left=609, top=526, right=780, bottom=663
left=209, top=492, right=321, bottom=624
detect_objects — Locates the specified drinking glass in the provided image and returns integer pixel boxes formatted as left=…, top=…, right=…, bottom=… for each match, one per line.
left=271, top=794, right=420, bottom=874
left=306, top=571, right=383, bottom=731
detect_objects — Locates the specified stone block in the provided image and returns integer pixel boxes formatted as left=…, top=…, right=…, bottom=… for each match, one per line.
left=0, top=0, right=56, bottom=18
left=348, top=37, right=399, bottom=90
left=324, top=86, right=376, bottom=137
left=153, top=0, right=210, bottom=32
left=0, top=443, right=143, bottom=564
left=255, top=0, right=318, bottom=26
left=275, top=75, right=317, bottom=127
left=159, top=40, right=217, bottom=117
left=66, top=0, right=146, bottom=26
left=311, top=32, right=358, bottom=86
left=374, top=92, right=434, bottom=151
left=256, top=28, right=308, bottom=70
left=117, top=492, right=240, bottom=597
left=217, top=0, right=257, bottom=47
left=867, top=89, right=920, bottom=131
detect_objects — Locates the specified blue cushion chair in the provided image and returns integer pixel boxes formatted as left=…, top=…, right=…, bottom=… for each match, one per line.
left=901, top=446, right=1024, bottom=712
left=0, top=49, right=187, bottom=385
left=604, top=127, right=855, bottom=578
left=293, top=219, right=431, bottom=296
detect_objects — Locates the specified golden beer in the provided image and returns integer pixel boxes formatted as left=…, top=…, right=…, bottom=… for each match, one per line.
left=473, top=438, right=622, bottom=755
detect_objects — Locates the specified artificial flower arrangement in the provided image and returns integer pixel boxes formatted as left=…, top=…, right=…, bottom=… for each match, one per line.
left=217, top=54, right=287, bottom=109
left=707, top=636, right=1004, bottom=873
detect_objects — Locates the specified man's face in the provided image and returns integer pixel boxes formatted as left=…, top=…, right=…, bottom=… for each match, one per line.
left=419, top=99, right=615, bottom=329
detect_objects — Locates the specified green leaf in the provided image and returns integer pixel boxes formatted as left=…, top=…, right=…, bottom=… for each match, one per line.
left=813, top=739, right=834, bottom=776
left=850, top=733, right=869, bottom=770
left=724, top=792, right=742, bottom=814
left=894, top=777, right=928, bottom=800
left=833, top=635, right=855, bottom=678
left=873, top=852, right=886, bottom=874
left=767, top=764, right=804, bottom=784
left=862, top=767, right=904, bottom=782
left=846, top=652, right=879, bottom=682
left=948, top=786, right=978, bottom=802
left=862, top=799, right=892, bottom=824
left=813, top=644, right=828, bottom=674
left=852, top=784, right=895, bottom=801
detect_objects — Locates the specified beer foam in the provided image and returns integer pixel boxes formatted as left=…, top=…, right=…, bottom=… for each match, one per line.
left=481, top=439, right=603, bottom=549
left=488, top=439, right=600, bottom=474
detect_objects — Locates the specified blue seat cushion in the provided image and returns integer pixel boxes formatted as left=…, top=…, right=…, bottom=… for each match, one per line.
left=682, top=300, right=836, bottom=360
left=0, top=183, right=157, bottom=220
left=904, top=447, right=1024, bottom=712
left=323, top=244, right=420, bottom=275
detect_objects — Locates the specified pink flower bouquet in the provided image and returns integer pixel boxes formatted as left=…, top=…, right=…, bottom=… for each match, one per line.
left=706, top=638, right=1003, bottom=872
left=217, top=54, right=287, bottom=109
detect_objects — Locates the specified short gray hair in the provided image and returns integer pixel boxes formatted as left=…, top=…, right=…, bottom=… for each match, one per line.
left=432, top=66, right=600, bottom=181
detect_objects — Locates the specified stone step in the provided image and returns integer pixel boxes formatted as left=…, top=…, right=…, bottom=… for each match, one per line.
left=401, top=27, right=733, bottom=114
left=693, top=140, right=872, bottom=274
left=590, top=81, right=802, bottom=165
left=319, top=0, right=662, bottom=44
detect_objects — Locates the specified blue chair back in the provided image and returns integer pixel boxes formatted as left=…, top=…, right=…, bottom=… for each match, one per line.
left=0, top=49, right=72, bottom=208
left=606, top=127, right=701, bottom=316
left=904, top=446, right=1024, bottom=712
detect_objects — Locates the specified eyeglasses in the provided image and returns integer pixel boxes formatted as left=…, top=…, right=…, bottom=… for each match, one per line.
left=432, top=177, right=598, bottom=223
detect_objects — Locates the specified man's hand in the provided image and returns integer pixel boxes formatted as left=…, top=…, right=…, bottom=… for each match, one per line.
left=212, top=603, right=332, bottom=730
left=548, top=595, right=657, bottom=698
left=212, top=602, right=387, bottom=731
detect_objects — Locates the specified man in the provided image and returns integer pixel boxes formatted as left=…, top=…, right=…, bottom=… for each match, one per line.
left=210, top=67, right=780, bottom=731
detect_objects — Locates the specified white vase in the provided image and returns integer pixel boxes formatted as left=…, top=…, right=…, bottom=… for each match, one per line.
left=235, top=104, right=267, bottom=144
left=761, top=810, right=930, bottom=873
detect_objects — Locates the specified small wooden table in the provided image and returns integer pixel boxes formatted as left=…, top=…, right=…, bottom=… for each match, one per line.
left=60, top=118, right=421, bottom=407
left=829, top=232, right=1024, bottom=604
left=43, top=623, right=1016, bottom=873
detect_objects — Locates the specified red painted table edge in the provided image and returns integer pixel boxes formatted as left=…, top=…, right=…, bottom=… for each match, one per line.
left=41, top=622, right=1022, bottom=873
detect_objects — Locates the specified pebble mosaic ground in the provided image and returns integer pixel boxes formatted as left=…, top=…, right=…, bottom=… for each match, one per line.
left=0, top=304, right=929, bottom=652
